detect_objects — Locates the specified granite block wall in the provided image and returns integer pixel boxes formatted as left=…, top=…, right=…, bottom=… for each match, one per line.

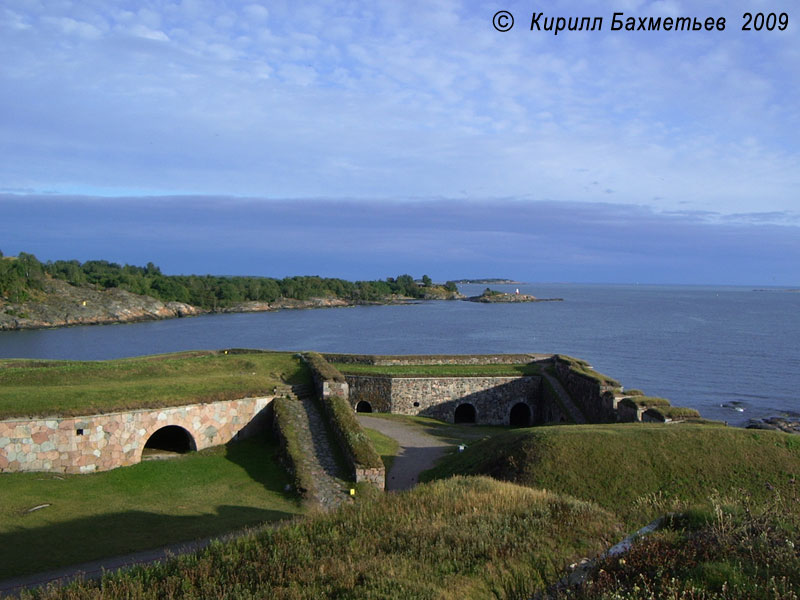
left=0, top=396, right=273, bottom=474
left=347, top=375, right=542, bottom=425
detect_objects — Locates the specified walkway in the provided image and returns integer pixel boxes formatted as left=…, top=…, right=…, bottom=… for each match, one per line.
left=296, top=395, right=352, bottom=510
left=357, top=415, right=450, bottom=491
left=276, top=384, right=351, bottom=510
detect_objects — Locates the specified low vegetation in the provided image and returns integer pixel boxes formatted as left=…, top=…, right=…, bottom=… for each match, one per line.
left=619, top=396, right=671, bottom=408
left=331, top=362, right=542, bottom=377
left=23, top=477, right=623, bottom=599
left=0, top=350, right=309, bottom=419
left=272, top=397, right=317, bottom=505
left=0, top=435, right=301, bottom=580
left=422, top=424, right=800, bottom=527
left=323, top=395, right=384, bottom=470
left=555, top=355, right=621, bottom=387
left=363, top=427, right=400, bottom=471
left=554, top=489, right=800, bottom=598
left=303, top=351, right=346, bottom=383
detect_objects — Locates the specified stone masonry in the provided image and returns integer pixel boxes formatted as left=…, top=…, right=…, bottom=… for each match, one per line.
left=347, top=375, right=542, bottom=425
left=0, top=396, right=273, bottom=474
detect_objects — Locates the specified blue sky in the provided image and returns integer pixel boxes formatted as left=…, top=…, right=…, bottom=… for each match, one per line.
left=1, top=1, right=798, bottom=284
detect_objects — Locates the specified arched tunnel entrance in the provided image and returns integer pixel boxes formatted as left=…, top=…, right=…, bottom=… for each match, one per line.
left=454, top=403, right=476, bottom=424
left=355, top=401, right=373, bottom=413
left=142, top=425, right=197, bottom=459
left=509, top=402, right=531, bottom=427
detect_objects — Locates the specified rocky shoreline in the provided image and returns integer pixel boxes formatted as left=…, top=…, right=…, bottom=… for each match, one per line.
left=746, top=416, right=800, bottom=435
left=0, top=281, right=462, bottom=331
left=464, top=292, right=563, bottom=303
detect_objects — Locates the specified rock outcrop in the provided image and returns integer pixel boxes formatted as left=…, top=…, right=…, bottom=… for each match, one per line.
left=0, top=279, right=203, bottom=330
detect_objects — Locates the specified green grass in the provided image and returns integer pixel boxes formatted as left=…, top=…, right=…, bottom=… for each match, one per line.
left=272, top=397, right=318, bottom=506
left=562, top=490, right=800, bottom=599
left=0, top=350, right=310, bottom=418
left=322, top=395, right=384, bottom=469
left=0, top=434, right=302, bottom=580
left=555, top=355, right=621, bottom=387
left=27, top=477, right=623, bottom=600
left=331, top=362, right=542, bottom=377
left=422, top=423, right=800, bottom=528
left=363, top=427, right=400, bottom=472
left=619, top=395, right=671, bottom=408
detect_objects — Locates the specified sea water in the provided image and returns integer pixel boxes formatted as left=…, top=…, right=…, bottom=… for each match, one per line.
left=1, top=283, right=797, bottom=426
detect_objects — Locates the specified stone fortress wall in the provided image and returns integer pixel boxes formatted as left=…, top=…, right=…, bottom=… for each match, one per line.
left=0, top=396, right=272, bottom=474
left=347, top=374, right=542, bottom=425
left=1, top=351, right=696, bottom=475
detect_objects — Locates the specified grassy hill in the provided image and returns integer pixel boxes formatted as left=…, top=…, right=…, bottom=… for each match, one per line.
left=24, top=477, right=623, bottom=599
left=0, top=350, right=309, bottom=419
left=421, top=423, right=800, bottom=527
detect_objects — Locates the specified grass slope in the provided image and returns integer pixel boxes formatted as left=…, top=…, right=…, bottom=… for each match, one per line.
left=332, top=362, right=541, bottom=377
left=0, top=351, right=309, bottom=418
left=26, top=477, right=623, bottom=600
left=363, top=426, right=400, bottom=471
left=422, top=423, right=800, bottom=527
left=0, top=435, right=301, bottom=580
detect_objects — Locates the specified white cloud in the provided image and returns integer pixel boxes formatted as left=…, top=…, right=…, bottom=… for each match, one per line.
left=0, top=0, right=797, bottom=216
left=243, top=4, right=269, bottom=22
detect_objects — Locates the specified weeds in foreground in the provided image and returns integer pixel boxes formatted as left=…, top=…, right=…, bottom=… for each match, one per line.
left=551, top=483, right=800, bottom=599
left=19, top=477, right=622, bottom=600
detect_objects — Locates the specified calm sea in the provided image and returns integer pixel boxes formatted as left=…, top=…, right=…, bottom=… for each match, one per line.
left=1, top=283, right=798, bottom=426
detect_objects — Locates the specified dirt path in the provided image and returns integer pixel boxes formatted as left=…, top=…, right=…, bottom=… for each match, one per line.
left=358, top=416, right=451, bottom=491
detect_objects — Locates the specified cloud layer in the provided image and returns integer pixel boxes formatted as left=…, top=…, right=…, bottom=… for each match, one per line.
left=1, top=1, right=798, bottom=215
left=2, top=195, right=798, bottom=285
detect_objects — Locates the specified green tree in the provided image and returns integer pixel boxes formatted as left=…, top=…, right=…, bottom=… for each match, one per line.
left=421, top=274, right=432, bottom=287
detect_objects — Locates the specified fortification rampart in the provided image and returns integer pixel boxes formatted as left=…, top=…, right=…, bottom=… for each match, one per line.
left=347, top=374, right=542, bottom=425
left=325, top=353, right=551, bottom=366
left=0, top=396, right=272, bottom=474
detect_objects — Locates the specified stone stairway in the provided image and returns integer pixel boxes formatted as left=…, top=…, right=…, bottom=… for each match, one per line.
left=543, top=372, right=587, bottom=425
left=275, top=383, right=351, bottom=511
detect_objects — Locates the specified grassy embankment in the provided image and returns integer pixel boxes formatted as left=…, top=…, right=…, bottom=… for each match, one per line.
left=0, top=435, right=302, bottom=581
left=9, top=415, right=800, bottom=597
left=422, top=423, right=800, bottom=527
left=20, top=477, right=623, bottom=600
left=0, top=351, right=311, bottom=579
left=0, top=350, right=310, bottom=419
left=363, top=427, right=400, bottom=471
left=331, top=362, right=542, bottom=377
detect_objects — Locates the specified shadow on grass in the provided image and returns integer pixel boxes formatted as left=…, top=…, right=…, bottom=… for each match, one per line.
left=0, top=504, right=296, bottom=582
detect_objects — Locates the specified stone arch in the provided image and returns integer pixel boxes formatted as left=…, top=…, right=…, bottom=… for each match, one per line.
left=355, top=400, right=373, bottom=413
left=454, top=403, right=476, bottom=424
left=509, top=402, right=531, bottom=427
left=142, top=425, right=197, bottom=459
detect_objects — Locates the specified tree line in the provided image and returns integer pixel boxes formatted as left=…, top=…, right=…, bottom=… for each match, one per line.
left=0, top=251, right=458, bottom=309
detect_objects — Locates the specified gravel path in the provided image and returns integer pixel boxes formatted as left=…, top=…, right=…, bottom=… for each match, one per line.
left=358, top=416, right=451, bottom=491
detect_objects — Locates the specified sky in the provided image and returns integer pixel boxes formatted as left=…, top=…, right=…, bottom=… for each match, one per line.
left=1, top=0, right=798, bottom=284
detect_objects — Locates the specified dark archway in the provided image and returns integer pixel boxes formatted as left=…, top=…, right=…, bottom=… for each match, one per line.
left=454, top=403, right=476, bottom=424
left=509, top=402, right=531, bottom=427
left=355, top=400, right=373, bottom=413
left=143, top=425, right=197, bottom=457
